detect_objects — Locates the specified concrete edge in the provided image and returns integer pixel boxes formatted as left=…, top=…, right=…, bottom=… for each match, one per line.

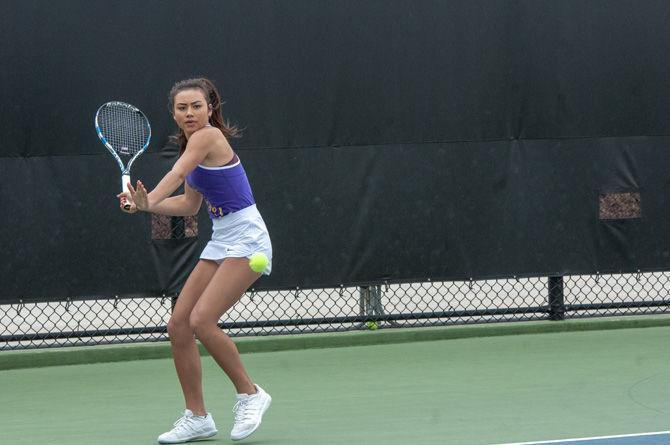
left=3, top=315, right=670, bottom=371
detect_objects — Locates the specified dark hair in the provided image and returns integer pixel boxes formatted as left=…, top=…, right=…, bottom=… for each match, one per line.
left=168, top=77, right=241, bottom=154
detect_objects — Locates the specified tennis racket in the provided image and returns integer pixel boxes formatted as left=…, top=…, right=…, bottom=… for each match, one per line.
left=95, top=101, right=151, bottom=210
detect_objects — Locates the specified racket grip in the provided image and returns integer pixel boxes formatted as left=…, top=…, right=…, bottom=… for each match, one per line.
left=121, top=174, right=132, bottom=210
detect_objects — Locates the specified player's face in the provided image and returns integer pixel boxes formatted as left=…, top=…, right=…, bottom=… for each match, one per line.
left=173, top=88, right=213, bottom=137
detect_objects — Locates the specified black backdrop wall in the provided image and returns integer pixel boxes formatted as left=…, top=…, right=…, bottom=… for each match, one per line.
left=2, top=1, right=670, bottom=303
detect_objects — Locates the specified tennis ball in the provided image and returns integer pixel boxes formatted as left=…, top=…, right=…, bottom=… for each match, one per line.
left=366, top=321, right=379, bottom=330
left=248, top=252, right=269, bottom=273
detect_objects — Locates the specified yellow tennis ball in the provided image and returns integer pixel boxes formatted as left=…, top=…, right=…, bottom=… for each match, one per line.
left=248, top=252, right=269, bottom=273
left=366, top=321, right=378, bottom=330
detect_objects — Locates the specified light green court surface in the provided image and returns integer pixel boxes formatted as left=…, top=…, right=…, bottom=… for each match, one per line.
left=2, top=321, right=670, bottom=445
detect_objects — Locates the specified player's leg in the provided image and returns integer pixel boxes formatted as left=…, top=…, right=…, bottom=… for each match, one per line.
left=158, top=259, right=220, bottom=444
left=189, top=257, right=271, bottom=441
left=189, top=258, right=261, bottom=394
left=168, top=259, right=219, bottom=414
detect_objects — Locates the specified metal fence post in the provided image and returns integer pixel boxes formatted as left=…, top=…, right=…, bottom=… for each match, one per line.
left=548, top=276, right=565, bottom=320
left=359, top=284, right=385, bottom=327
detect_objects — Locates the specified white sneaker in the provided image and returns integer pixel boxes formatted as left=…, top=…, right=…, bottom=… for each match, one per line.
left=230, top=384, right=272, bottom=441
left=157, top=409, right=218, bottom=444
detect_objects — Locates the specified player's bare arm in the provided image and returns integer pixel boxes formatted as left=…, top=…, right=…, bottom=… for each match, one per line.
left=135, top=181, right=203, bottom=216
left=139, top=128, right=216, bottom=212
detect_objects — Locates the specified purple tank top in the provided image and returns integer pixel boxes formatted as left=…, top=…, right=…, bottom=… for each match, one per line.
left=185, top=153, right=256, bottom=218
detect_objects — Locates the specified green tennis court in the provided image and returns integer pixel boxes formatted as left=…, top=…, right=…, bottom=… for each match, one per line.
left=3, top=319, right=670, bottom=444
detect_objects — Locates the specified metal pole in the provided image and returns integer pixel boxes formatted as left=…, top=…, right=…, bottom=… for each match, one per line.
left=548, top=276, right=565, bottom=320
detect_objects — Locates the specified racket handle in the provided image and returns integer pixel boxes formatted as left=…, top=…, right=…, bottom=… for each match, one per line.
left=121, top=174, right=132, bottom=210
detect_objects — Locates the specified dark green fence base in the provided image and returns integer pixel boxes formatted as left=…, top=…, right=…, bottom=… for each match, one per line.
left=3, top=314, right=670, bottom=371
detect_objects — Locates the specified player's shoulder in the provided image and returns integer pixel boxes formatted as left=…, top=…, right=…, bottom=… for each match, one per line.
left=191, top=125, right=223, bottom=139
left=189, top=125, right=228, bottom=147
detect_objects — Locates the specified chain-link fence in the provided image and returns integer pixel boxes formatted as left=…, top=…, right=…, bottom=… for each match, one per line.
left=2, top=271, right=670, bottom=350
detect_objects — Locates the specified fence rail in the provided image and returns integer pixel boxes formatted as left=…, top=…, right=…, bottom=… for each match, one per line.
left=2, top=271, right=669, bottom=350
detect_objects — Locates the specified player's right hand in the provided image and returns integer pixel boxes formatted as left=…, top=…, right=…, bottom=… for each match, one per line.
left=117, top=193, right=138, bottom=213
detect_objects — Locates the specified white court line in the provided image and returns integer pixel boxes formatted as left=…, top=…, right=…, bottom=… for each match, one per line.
left=492, top=431, right=670, bottom=445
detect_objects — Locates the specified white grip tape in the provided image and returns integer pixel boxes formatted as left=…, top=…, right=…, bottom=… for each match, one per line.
left=121, top=174, right=132, bottom=209
left=122, top=174, right=131, bottom=193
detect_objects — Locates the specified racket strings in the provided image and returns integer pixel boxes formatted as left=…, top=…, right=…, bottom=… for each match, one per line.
left=98, top=104, right=150, bottom=156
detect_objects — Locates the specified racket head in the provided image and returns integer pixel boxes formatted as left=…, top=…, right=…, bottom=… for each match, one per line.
left=95, top=101, right=151, bottom=172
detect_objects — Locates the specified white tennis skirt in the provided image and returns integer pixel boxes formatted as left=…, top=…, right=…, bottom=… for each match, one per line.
left=200, top=204, right=273, bottom=275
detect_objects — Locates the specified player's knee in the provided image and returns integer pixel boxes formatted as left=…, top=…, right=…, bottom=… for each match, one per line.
left=167, top=316, right=191, bottom=339
left=189, top=311, right=215, bottom=339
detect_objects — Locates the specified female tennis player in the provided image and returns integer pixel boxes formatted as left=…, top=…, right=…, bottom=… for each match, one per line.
left=118, top=78, right=272, bottom=443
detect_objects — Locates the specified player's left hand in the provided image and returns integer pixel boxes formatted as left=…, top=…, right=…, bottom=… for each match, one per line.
left=127, top=180, right=150, bottom=211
